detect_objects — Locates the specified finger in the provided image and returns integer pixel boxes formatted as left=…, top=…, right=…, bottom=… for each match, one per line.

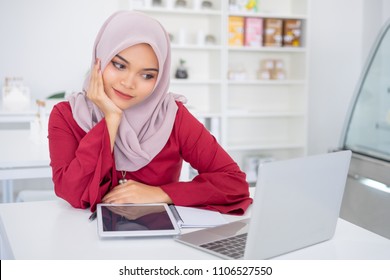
left=87, top=61, right=99, bottom=98
left=102, top=185, right=128, bottom=203
left=93, top=59, right=101, bottom=83
left=92, top=59, right=105, bottom=98
left=96, top=59, right=103, bottom=87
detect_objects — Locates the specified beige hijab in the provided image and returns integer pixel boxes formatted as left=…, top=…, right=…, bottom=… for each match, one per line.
left=68, top=11, right=185, bottom=171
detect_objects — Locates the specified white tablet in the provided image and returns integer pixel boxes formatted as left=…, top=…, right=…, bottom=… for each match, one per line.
left=96, top=203, right=181, bottom=237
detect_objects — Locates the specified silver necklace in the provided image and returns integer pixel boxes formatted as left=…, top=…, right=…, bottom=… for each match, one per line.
left=119, top=170, right=127, bottom=184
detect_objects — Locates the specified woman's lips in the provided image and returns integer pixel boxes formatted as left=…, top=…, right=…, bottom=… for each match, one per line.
left=114, top=89, right=133, bottom=100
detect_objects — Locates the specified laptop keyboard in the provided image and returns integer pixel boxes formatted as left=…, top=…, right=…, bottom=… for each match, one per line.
left=200, top=233, right=248, bottom=259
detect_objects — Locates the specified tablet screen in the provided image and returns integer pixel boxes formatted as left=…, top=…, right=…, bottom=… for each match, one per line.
left=97, top=203, right=181, bottom=237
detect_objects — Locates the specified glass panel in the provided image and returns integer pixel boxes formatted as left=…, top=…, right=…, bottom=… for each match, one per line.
left=343, top=21, right=390, bottom=162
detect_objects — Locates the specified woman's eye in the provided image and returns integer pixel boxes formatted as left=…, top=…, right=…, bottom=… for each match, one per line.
left=112, top=61, right=125, bottom=70
left=142, top=73, right=155, bottom=80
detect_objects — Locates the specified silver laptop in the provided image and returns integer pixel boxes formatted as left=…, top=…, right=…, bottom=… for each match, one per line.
left=175, top=150, right=352, bottom=259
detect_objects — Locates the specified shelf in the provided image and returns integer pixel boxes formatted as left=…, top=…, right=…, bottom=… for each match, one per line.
left=135, top=0, right=309, bottom=167
left=135, top=7, right=222, bottom=16
left=171, top=79, right=221, bottom=85
left=171, top=44, right=222, bottom=51
left=227, top=112, right=306, bottom=118
left=228, top=11, right=308, bottom=20
left=227, top=79, right=306, bottom=85
left=228, top=46, right=307, bottom=52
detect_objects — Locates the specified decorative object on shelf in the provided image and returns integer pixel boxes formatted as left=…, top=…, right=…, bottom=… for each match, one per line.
left=257, top=59, right=286, bottom=80
left=283, top=19, right=302, bottom=47
left=152, top=0, right=163, bottom=7
left=45, top=91, right=66, bottom=111
left=245, top=0, right=258, bottom=12
left=168, top=32, right=174, bottom=42
left=175, top=59, right=189, bottom=79
left=244, top=17, right=263, bottom=47
left=1, top=77, right=31, bottom=111
left=257, top=67, right=271, bottom=80
left=205, top=34, right=216, bottom=45
left=272, top=59, right=286, bottom=80
left=175, top=0, right=187, bottom=8
left=193, top=0, right=212, bottom=10
left=228, top=64, right=247, bottom=81
left=47, top=91, right=65, bottom=99
left=201, top=0, right=213, bottom=9
left=229, top=0, right=259, bottom=12
left=228, top=16, right=244, bottom=46
left=263, top=18, right=283, bottom=47
left=228, top=17, right=304, bottom=49
left=30, top=99, right=48, bottom=144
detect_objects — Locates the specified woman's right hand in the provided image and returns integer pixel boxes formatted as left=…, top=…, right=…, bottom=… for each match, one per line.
left=86, top=59, right=122, bottom=118
left=87, top=59, right=123, bottom=151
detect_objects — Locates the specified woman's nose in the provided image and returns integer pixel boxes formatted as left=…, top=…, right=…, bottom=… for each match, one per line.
left=120, top=74, right=135, bottom=89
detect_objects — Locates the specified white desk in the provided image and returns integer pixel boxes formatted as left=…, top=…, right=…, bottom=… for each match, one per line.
left=0, top=130, right=51, bottom=202
left=0, top=199, right=389, bottom=260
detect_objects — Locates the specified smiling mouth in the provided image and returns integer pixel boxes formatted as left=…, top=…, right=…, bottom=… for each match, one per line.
left=113, top=89, right=133, bottom=100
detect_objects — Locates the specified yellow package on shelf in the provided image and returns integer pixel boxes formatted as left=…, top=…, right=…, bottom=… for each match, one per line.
left=228, top=16, right=244, bottom=46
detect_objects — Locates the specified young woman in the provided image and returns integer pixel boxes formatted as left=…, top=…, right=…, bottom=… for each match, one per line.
left=48, top=11, right=252, bottom=214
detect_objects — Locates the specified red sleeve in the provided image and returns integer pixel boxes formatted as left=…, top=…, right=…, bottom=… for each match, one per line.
left=160, top=104, right=253, bottom=215
left=48, top=102, right=115, bottom=211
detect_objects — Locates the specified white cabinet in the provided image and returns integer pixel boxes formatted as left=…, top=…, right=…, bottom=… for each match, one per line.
left=125, top=0, right=310, bottom=181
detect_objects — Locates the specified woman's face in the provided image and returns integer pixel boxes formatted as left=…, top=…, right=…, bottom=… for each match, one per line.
left=102, top=43, right=159, bottom=110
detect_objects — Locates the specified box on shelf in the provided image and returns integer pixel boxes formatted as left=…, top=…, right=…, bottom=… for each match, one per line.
left=263, top=18, right=283, bottom=47
left=244, top=17, right=263, bottom=47
left=283, top=19, right=302, bottom=47
left=228, top=16, right=245, bottom=46
left=257, top=59, right=286, bottom=80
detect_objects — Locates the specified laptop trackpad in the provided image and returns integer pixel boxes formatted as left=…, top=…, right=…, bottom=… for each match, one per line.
left=176, top=219, right=249, bottom=246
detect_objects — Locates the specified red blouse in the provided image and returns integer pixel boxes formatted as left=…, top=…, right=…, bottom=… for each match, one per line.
left=48, top=101, right=252, bottom=214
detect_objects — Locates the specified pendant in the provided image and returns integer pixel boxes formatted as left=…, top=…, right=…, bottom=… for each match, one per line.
left=119, top=170, right=127, bottom=185
left=119, top=178, right=128, bottom=185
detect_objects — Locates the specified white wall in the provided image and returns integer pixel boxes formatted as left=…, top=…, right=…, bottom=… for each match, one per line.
left=0, top=0, right=118, bottom=99
left=308, top=0, right=390, bottom=154
left=308, top=0, right=364, bottom=154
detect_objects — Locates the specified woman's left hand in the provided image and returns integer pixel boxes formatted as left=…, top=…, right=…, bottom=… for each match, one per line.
left=102, top=180, right=172, bottom=204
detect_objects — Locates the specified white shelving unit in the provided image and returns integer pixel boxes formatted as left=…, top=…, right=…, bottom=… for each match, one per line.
left=124, top=0, right=310, bottom=182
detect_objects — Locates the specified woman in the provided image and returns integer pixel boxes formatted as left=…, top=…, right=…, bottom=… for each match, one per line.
left=48, top=11, right=252, bottom=214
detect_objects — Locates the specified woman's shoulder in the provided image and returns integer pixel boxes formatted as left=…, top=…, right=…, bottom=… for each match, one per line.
left=52, top=100, right=71, bottom=112
left=50, top=100, right=73, bottom=121
left=173, top=101, right=207, bottom=138
left=174, top=101, right=199, bottom=124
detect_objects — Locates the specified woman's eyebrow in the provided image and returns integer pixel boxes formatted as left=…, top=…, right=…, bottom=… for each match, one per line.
left=144, top=68, right=159, bottom=72
left=115, top=54, right=129, bottom=64
left=115, top=54, right=159, bottom=72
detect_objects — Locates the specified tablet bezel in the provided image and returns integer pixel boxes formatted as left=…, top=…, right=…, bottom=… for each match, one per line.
left=96, top=203, right=181, bottom=238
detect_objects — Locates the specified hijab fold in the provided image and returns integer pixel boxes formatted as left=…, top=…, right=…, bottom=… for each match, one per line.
left=68, top=11, right=185, bottom=171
